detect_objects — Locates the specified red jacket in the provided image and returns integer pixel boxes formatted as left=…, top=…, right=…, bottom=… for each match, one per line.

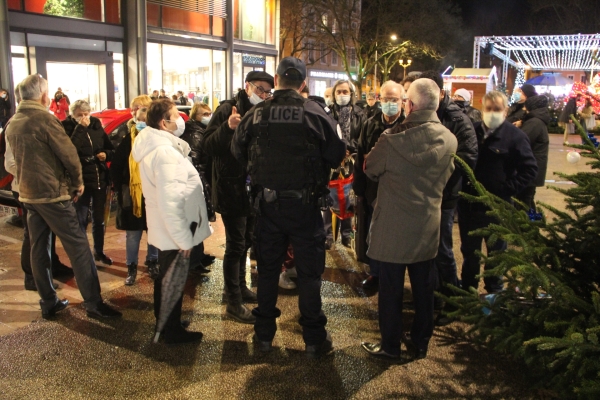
left=49, top=97, right=69, bottom=121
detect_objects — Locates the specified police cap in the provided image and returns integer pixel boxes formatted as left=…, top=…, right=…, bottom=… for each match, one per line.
left=276, top=57, right=307, bottom=81
left=245, top=71, right=275, bottom=88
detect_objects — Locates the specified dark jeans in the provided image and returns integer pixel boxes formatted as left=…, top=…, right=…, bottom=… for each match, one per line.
left=323, top=208, right=352, bottom=241
left=13, top=192, right=62, bottom=283
left=154, top=250, right=183, bottom=333
left=375, top=258, right=435, bottom=356
left=253, top=199, right=327, bottom=346
left=24, top=201, right=102, bottom=312
left=516, top=186, right=537, bottom=212
left=221, top=214, right=254, bottom=304
left=458, top=200, right=505, bottom=293
left=189, top=241, right=206, bottom=269
left=74, top=183, right=107, bottom=255
left=434, top=208, right=458, bottom=297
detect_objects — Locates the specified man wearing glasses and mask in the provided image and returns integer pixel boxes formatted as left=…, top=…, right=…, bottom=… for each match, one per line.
left=203, top=71, right=274, bottom=324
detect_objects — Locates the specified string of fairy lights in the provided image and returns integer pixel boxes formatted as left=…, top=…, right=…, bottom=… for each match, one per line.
left=474, top=34, right=600, bottom=71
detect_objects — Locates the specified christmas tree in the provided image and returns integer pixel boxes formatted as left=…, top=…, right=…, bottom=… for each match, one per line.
left=444, top=118, right=600, bottom=398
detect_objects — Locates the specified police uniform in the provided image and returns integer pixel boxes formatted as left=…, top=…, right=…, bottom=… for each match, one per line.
left=232, top=61, right=345, bottom=350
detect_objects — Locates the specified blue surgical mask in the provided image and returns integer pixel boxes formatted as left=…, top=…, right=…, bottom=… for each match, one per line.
left=513, top=92, right=522, bottom=102
left=136, top=121, right=147, bottom=131
left=381, top=102, right=399, bottom=117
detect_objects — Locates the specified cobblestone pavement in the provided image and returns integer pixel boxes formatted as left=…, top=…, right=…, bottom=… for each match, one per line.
left=0, top=134, right=589, bottom=399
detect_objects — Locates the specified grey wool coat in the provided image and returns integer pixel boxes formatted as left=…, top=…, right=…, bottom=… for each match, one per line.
left=365, top=109, right=458, bottom=264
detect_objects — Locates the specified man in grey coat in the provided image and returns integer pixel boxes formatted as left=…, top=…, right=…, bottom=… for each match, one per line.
left=5, top=74, right=121, bottom=320
left=360, top=78, right=458, bottom=360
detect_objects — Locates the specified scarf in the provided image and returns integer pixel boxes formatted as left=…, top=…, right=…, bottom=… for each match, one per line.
left=337, top=105, right=352, bottom=143
left=129, top=125, right=143, bottom=218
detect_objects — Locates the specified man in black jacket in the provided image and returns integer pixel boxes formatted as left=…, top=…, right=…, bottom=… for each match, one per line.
left=506, top=83, right=537, bottom=124
left=354, top=81, right=405, bottom=291
left=516, top=95, right=550, bottom=210
left=459, top=91, right=537, bottom=293
left=203, top=70, right=274, bottom=324
left=419, top=71, right=478, bottom=310
left=63, top=99, right=114, bottom=266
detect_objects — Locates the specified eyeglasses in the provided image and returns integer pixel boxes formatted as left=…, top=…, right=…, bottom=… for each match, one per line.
left=249, top=82, right=273, bottom=97
left=380, top=98, right=400, bottom=103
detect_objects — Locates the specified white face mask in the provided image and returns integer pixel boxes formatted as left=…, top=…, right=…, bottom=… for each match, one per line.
left=167, top=115, right=185, bottom=137
left=325, top=97, right=333, bottom=106
left=249, top=92, right=263, bottom=105
left=201, top=116, right=211, bottom=126
left=0, top=93, right=6, bottom=99
left=336, top=95, right=351, bottom=106
left=483, top=111, right=505, bottom=130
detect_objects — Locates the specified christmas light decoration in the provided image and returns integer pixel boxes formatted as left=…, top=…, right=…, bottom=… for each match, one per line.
left=473, top=34, right=600, bottom=71
left=511, top=65, right=526, bottom=105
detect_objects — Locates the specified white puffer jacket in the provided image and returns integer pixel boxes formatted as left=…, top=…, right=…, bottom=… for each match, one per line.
left=131, top=126, right=212, bottom=251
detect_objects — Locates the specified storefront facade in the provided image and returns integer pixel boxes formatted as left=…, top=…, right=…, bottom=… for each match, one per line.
left=1, top=0, right=279, bottom=112
left=306, top=69, right=355, bottom=98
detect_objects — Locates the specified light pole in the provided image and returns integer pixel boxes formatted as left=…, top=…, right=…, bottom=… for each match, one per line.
left=399, top=59, right=412, bottom=79
left=374, top=34, right=398, bottom=96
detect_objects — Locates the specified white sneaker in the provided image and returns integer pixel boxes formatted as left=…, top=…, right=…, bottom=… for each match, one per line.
left=286, top=267, right=298, bottom=278
left=279, top=271, right=297, bottom=289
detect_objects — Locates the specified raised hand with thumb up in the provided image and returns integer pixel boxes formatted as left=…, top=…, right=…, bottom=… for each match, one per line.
left=228, top=106, right=241, bottom=130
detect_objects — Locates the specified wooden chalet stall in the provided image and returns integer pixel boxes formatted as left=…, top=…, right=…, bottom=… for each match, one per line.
left=443, top=67, right=498, bottom=111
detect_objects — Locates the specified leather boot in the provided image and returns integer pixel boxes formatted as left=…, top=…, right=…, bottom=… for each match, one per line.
left=125, top=263, right=137, bottom=286
left=226, top=302, right=256, bottom=324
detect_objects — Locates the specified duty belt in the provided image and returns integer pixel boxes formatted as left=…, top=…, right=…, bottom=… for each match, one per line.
left=261, top=188, right=304, bottom=203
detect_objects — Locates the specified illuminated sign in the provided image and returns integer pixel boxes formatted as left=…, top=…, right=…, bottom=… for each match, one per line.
left=309, top=70, right=356, bottom=80
left=243, top=54, right=265, bottom=65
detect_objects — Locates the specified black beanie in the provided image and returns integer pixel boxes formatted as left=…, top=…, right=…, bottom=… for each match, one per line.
left=520, top=84, right=538, bottom=99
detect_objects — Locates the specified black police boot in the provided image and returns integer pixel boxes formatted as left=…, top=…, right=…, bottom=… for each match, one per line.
left=125, top=263, right=137, bottom=286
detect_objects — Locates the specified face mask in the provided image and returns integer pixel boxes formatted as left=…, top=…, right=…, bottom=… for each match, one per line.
left=336, top=95, right=351, bottom=106
left=171, top=116, right=185, bottom=137
left=325, top=98, right=333, bottom=106
left=381, top=102, right=399, bottom=117
left=483, top=111, right=505, bottom=130
left=136, top=121, right=147, bottom=131
left=249, top=92, right=263, bottom=105
left=513, top=92, right=522, bottom=103
left=201, top=116, right=211, bottom=126
left=0, top=93, right=6, bottom=99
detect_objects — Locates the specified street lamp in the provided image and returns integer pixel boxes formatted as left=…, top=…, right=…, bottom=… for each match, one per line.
left=399, top=59, right=412, bottom=79
left=374, top=34, right=398, bottom=95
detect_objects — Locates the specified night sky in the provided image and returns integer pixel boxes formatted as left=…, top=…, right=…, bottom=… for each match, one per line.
left=452, top=0, right=532, bottom=36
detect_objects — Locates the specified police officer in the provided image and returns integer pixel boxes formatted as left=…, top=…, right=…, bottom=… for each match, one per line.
left=232, top=57, right=346, bottom=358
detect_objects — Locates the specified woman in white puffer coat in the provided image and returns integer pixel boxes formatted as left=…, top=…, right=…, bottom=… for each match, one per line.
left=132, top=99, right=212, bottom=345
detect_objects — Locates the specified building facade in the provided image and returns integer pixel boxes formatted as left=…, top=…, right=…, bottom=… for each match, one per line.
left=1, top=0, right=279, bottom=111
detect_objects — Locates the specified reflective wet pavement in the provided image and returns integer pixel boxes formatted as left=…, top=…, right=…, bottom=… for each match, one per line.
left=0, top=134, right=588, bottom=398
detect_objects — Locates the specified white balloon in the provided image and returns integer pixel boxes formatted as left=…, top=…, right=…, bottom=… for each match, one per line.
left=567, top=151, right=581, bottom=164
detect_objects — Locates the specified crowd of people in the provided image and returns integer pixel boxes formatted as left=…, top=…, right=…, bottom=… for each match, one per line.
left=1, top=56, right=551, bottom=359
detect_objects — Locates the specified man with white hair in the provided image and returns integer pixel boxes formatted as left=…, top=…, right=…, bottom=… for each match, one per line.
left=453, top=88, right=482, bottom=123
left=360, top=78, right=457, bottom=360
left=354, top=80, right=405, bottom=291
left=5, top=74, right=121, bottom=320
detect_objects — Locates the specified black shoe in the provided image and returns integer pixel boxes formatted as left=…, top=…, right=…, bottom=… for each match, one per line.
left=94, top=252, right=113, bottom=266
left=201, top=255, right=216, bottom=265
left=402, top=333, right=427, bottom=360
left=147, top=260, right=159, bottom=280
left=324, top=239, right=333, bottom=250
left=181, top=320, right=190, bottom=329
left=241, top=286, right=258, bottom=303
left=86, top=302, right=122, bottom=319
left=125, top=263, right=137, bottom=286
left=305, top=332, right=333, bottom=359
left=52, top=262, right=74, bottom=277
left=226, top=303, right=256, bottom=324
left=191, top=263, right=211, bottom=274
left=24, top=277, right=37, bottom=291
left=42, top=299, right=69, bottom=319
left=164, top=329, right=203, bottom=345
left=361, top=342, right=399, bottom=359
left=253, top=334, right=273, bottom=353
left=342, top=237, right=352, bottom=248
left=361, top=276, right=379, bottom=292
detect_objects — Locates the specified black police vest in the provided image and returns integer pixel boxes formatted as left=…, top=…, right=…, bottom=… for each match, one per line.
left=248, top=96, right=323, bottom=191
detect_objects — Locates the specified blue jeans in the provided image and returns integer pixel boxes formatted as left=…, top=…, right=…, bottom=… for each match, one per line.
left=125, top=230, right=158, bottom=265
left=434, top=208, right=458, bottom=296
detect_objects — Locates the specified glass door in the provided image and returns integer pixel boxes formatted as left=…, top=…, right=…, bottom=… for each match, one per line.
left=46, top=62, right=104, bottom=111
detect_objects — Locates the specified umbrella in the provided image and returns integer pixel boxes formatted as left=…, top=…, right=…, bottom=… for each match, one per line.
left=153, top=221, right=197, bottom=343
left=525, top=73, right=573, bottom=87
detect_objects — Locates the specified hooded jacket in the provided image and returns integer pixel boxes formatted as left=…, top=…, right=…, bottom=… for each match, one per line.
left=437, top=94, right=478, bottom=209
left=5, top=100, right=83, bottom=203
left=202, top=89, right=254, bottom=216
left=521, top=96, right=550, bottom=187
left=365, top=110, right=458, bottom=264
left=131, top=126, right=212, bottom=251
left=63, top=115, right=114, bottom=189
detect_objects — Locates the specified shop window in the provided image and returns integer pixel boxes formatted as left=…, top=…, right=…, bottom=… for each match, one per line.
left=8, top=0, right=22, bottom=10
left=21, top=0, right=121, bottom=24
left=147, top=3, right=160, bottom=27
left=162, top=6, right=210, bottom=35
left=331, top=51, right=338, bottom=66
left=242, top=0, right=265, bottom=43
